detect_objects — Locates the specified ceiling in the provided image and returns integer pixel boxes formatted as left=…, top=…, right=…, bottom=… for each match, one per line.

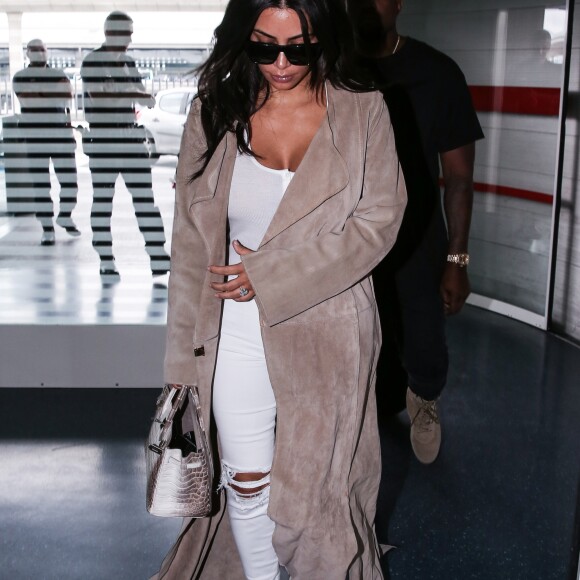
left=1, top=0, right=227, bottom=12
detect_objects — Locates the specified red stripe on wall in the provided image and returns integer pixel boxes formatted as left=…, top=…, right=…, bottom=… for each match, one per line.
left=439, top=178, right=553, bottom=204
left=473, top=181, right=553, bottom=204
left=469, top=85, right=560, bottom=116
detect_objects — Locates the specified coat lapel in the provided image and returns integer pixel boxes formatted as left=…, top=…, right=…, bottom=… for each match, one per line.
left=188, top=85, right=350, bottom=251
left=188, top=133, right=236, bottom=261
left=189, top=135, right=229, bottom=205
left=260, top=87, right=350, bottom=247
left=183, top=134, right=237, bottom=346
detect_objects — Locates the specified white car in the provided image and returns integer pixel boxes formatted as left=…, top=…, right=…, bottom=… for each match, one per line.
left=137, top=86, right=197, bottom=157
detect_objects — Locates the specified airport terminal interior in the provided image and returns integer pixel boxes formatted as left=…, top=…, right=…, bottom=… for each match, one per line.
left=1, top=1, right=579, bottom=579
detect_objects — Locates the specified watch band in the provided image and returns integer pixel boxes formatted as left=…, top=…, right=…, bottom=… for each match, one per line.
left=447, top=253, right=470, bottom=267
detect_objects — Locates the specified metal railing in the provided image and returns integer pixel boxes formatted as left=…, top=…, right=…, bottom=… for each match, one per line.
left=0, top=74, right=197, bottom=119
left=0, top=77, right=13, bottom=115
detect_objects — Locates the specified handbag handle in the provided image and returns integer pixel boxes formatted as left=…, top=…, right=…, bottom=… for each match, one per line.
left=151, top=384, right=190, bottom=452
left=160, top=384, right=186, bottom=417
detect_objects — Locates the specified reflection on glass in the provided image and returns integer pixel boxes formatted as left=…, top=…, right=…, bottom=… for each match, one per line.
left=0, top=12, right=203, bottom=325
left=467, top=4, right=566, bottom=316
left=80, top=11, right=170, bottom=280
left=10, top=39, right=80, bottom=240
left=1, top=4, right=570, bottom=323
left=544, top=8, right=566, bottom=64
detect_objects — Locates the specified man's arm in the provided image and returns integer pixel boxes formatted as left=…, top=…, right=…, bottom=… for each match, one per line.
left=122, top=60, right=155, bottom=107
left=439, top=142, right=475, bottom=315
left=59, top=74, right=74, bottom=100
left=80, top=55, right=155, bottom=107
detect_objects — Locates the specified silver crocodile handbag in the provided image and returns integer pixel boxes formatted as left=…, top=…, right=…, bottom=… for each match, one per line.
left=146, top=384, right=213, bottom=517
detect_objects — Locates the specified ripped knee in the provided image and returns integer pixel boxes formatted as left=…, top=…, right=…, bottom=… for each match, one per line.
left=220, top=462, right=271, bottom=510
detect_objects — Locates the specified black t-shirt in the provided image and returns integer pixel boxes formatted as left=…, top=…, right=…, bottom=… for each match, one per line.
left=81, top=45, right=146, bottom=128
left=12, top=64, right=73, bottom=125
left=376, top=37, right=484, bottom=184
left=12, top=64, right=75, bottom=149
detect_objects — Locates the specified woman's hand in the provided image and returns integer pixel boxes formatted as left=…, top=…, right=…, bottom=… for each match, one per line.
left=209, top=240, right=256, bottom=301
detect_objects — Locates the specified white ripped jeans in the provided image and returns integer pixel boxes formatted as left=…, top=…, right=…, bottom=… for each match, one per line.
left=213, top=298, right=280, bottom=580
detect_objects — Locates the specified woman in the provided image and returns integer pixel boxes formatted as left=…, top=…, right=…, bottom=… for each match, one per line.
left=154, top=0, right=406, bottom=578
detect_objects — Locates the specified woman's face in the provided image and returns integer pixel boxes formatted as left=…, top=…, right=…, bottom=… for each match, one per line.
left=250, top=8, right=316, bottom=92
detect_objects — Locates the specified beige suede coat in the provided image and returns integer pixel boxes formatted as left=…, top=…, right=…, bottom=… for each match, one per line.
left=154, top=84, right=406, bottom=580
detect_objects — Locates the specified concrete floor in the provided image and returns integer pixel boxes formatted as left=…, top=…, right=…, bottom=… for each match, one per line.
left=0, top=305, right=579, bottom=580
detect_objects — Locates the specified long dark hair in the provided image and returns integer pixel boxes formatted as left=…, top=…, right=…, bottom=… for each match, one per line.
left=192, top=0, right=367, bottom=178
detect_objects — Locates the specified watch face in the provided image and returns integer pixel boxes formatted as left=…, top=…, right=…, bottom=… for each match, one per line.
left=448, top=254, right=469, bottom=266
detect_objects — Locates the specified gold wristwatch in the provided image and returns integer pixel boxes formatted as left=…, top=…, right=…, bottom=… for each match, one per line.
left=447, top=253, right=470, bottom=267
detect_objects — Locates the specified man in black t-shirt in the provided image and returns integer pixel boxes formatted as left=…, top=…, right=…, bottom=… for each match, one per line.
left=13, top=39, right=80, bottom=245
left=348, top=0, right=484, bottom=465
left=81, top=11, right=169, bottom=279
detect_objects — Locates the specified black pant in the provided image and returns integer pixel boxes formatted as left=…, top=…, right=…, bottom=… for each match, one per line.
left=51, top=150, right=79, bottom=218
left=375, top=210, right=448, bottom=413
left=85, top=131, right=166, bottom=263
left=27, top=151, right=78, bottom=232
left=3, top=118, right=78, bottom=222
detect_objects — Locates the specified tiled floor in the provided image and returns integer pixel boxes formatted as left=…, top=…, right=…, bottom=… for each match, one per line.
left=0, top=305, right=579, bottom=579
left=0, top=155, right=176, bottom=325
left=378, top=306, right=580, bottom=580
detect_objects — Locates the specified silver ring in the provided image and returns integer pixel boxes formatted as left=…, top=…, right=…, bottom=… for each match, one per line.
left=239, top=286, right=249, bottom=297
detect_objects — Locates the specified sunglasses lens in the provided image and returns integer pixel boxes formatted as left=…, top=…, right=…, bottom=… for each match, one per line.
left=283, top=45, right=310, bottom=65
left=245, top=42, right=279, bottom=64
left=245, top=42, right=321, bottom=66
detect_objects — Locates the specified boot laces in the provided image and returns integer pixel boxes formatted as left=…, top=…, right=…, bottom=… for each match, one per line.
left=412, top=398, right=440, bottom=431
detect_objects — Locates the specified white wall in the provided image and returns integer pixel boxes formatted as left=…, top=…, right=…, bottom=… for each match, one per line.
left=0, top=326, right=165, bottom=387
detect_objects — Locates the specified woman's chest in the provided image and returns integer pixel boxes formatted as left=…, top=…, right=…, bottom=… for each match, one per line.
left=249, top=103, right=326, bottom=172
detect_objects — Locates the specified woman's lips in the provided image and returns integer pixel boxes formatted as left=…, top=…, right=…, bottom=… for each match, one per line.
left=271, top=74, right=294, bottom=83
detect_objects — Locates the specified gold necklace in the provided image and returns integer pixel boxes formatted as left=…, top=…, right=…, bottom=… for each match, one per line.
left=392, top=35, right=401, bottom=55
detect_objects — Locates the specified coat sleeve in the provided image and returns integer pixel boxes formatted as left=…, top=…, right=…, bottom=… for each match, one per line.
left=242, top=94, right=407, bottom=326
left=163, top=100, right=208, bottom=384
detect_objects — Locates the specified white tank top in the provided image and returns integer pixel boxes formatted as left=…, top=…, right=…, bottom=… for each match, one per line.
left=227, top=153, right=294, bottom=266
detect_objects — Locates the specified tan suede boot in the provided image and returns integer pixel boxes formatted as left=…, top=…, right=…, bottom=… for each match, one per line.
left=406, top=387, right=441, bottom=464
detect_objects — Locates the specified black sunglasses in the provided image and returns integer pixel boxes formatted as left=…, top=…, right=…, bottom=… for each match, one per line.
left=245, top=41, right=322, bottom=66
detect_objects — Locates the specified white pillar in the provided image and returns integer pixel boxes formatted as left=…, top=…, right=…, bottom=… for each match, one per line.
left=7, top=12, right=24, bottom=113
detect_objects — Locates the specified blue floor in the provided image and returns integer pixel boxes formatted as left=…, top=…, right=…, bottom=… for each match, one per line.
left=379, top=306, right=580, bottom=580
left=0, top=305, right=579, bottom=579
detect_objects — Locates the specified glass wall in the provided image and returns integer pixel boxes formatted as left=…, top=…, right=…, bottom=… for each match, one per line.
left=0, top=11, right=221, bottom=324
left=1, top=3, right=579, bottom=341
left=552, top=3, right=580, bottom=342
left=400, top=0, right=569, bottom=328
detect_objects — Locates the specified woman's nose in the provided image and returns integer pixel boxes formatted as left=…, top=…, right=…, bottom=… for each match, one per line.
left=275, top=51, right=291, bottom=69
